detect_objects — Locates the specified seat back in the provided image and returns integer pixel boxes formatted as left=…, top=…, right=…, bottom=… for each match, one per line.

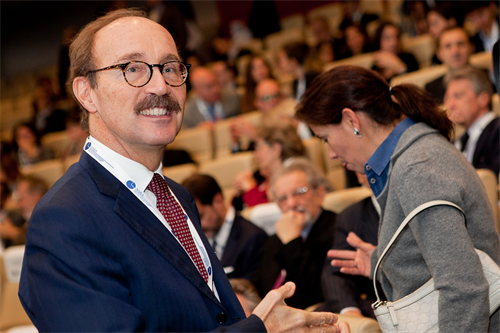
left=264, top=28, right=304, bottom=51
left=470, top=51, right=493, bottom=70
left=390, top=65, right=448, bottom=88
left=303, top=137, right=325, bottom=173
left=0, top=245, right=32, bottom=331
left=169, top=127, right=214, bottom=163
left=162, top=163, right=198, bottom=184
left=240, top=202, right=282, bottom=236
left=198, top=152, right=255, bottom=191
left=20, top=159, right=64, bottom=187
left=324, top=53, right=374, bottom=72
left=322, top=187, right=372, bottom=213
left=476, top=169, right=499, bottom=233
left=401, top=33, right=435, bottom=68
left=40, top=131, right=71, bottom=158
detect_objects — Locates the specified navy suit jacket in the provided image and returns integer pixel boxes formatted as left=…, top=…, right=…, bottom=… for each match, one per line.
left=19, top=152, right=266, bottom=332
left=221, top=215, right=268, bottom=281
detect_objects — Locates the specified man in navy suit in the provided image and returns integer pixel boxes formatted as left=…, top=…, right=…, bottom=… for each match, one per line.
left=182, top=174, right=268, bottom=280
left=444, top=67, right=499, bottom=176
left=18, top=8, right=347, bottom=333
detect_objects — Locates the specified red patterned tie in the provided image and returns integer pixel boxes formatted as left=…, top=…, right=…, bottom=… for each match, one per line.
left=148, top=173, right=209, bottom=282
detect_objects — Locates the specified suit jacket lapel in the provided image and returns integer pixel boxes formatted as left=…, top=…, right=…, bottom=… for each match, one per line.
left=80, top=153, right=222, bottom=306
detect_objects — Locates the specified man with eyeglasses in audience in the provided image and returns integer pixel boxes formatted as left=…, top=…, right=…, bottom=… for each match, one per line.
left=252, top=159, right=336, bottom=310
left=18, top=8, right=347, bottom=333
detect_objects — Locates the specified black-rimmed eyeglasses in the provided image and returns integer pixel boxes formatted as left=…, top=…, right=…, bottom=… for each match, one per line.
left=88, top=61, right=191, bottom=88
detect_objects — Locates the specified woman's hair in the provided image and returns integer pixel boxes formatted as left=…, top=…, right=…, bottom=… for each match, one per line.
left=256, top=121, right=306, bottom=161
left=242, top=54, right=274, bottom=113
left=295, top=65, right=453, bottom=140
left=11, top=121, right=42, bottom=151
left=429, top=1, right=465, bottom=27
left=373, top=21, right=400, bottom=51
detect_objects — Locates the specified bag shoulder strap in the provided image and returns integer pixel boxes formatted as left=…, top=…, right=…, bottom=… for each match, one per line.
left=372, top=200, right=464, bottom=302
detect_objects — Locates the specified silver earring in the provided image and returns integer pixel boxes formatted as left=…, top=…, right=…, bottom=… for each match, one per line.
left=354, top=127, right=362, bottom=137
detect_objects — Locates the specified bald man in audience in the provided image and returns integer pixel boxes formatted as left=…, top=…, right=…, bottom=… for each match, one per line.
left=444, top=67, right=499, bottom=176
left=183, top=66, right=240, bottom=129
left=425, top=27, right=483, bottom=103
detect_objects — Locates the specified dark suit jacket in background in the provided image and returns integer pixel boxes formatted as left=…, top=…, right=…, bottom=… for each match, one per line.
left=467, top=116, right=500, bottom=176
left=252, top=209, right=336, bottom=310
left=318, top=197, right=379, bottom=318
left=182, top=89, right=240, bottom=129
left=221, top=214, right=268, bottom=281
left=293, top=72, right=320, bottom=101
left=19, top=152, right=266, bottom=332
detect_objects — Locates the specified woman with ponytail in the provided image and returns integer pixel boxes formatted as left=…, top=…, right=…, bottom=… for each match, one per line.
left=296, top=65, right=499, bottom=331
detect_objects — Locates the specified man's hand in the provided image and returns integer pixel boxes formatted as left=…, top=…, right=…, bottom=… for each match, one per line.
left=253, top=282, right=351, bottom=333
left=275, top=211, right=304, bottom=244
left=328, top=232, right=375, bottom=278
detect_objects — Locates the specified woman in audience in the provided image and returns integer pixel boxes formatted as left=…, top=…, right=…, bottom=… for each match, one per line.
left=426, top=1, right=463, bottom=65
left=338, top=23, right=371, bottom=60
left=371, top=21, right=419, bottom=81
left=232, top=121, right=306, bottom=210
left=296, top=65, right=500, bottom=331
left=241, top=55, right=274, bottom=113
left=12, top=122, right=54, bottom=168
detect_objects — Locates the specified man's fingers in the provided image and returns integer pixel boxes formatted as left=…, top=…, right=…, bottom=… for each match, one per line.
left=302, top=311, right=338, bottom=327
left=252, top=282, right=296, bottom=320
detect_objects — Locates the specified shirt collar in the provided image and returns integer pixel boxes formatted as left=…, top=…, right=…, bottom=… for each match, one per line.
left=87, top=136, right=163, bottom=193
left=366, top=118, right=416, bottom=176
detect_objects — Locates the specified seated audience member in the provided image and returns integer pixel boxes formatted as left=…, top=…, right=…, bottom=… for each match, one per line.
left=241, top=55, right=275, bottom=113
left=252, top=159, right=335, bottom=310
left=400, top=0, right=430, bottom=37
left=32, top=77, right=68, bottom=136
left=426, top=1, right=464, bottom=65
left=465, top=1, right=499, bottom=53
left=230, top=79, right=285, bottom=151
left=336, top=23, right=372, bottom=60
left=182, top=66, right=240, bottom=129
left=229, top=279, right=262, bottom=318
left=0, top=182, right=25, bottom=249
left=425, top=27, right=474, bottom=103
left=0, top=142, right=21, bottom=189
left=277, top=42, right=319, bottom=101
left=233, top=122, right=306, bottom=211
left=60, top=109, right=89, bottom=161
left=318, top=173, right=379, bottom=318
left=309, top=16, right=342, bottom=65
left=12, top=122, right=54, bottom=167
left=339, top=0, right=379, bottom=32
left=182, top=174, right=268, bottom=280
left=210, top=60, right=237, bottom=92
left=444, top=67, right=499, bottom=176
left=1, top=176, right=49, bottom=249
left=371, top=21, right=419, bottom=81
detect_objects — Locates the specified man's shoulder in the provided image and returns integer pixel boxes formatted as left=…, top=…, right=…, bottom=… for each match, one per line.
left=424, top=75, right=444, bottom=90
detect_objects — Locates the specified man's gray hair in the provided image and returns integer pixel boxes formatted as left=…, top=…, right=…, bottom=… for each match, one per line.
left=270, top=157, right=332, bottom=199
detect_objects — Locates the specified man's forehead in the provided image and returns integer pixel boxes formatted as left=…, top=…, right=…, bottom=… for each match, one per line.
left=94, top=16, right=178, bottom=62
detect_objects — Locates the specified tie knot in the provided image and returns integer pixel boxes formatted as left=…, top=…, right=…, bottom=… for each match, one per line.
left=148, top=173, right=170, bottom=199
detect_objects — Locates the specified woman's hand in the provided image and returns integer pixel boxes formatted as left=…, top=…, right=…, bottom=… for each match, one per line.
left=233, top=171, right=257, bottom=193
left=373, top=51, right=407, bottom=79
left=328, top=232, right=375, bottom=278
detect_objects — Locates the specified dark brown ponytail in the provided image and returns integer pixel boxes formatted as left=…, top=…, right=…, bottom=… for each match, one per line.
left=295, top=65, right=453, bottom=140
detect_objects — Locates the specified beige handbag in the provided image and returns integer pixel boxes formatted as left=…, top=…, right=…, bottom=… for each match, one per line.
left=371, top=200, right=500, bottom=333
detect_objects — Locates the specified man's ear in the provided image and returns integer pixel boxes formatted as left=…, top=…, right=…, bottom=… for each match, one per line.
left=477, top=91, right=490, bottom=110
left=73, top=76, right=98, bottom=113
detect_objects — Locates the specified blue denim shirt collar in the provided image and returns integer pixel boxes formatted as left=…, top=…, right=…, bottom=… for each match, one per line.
left=365, top=118, right=416, bottom=197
